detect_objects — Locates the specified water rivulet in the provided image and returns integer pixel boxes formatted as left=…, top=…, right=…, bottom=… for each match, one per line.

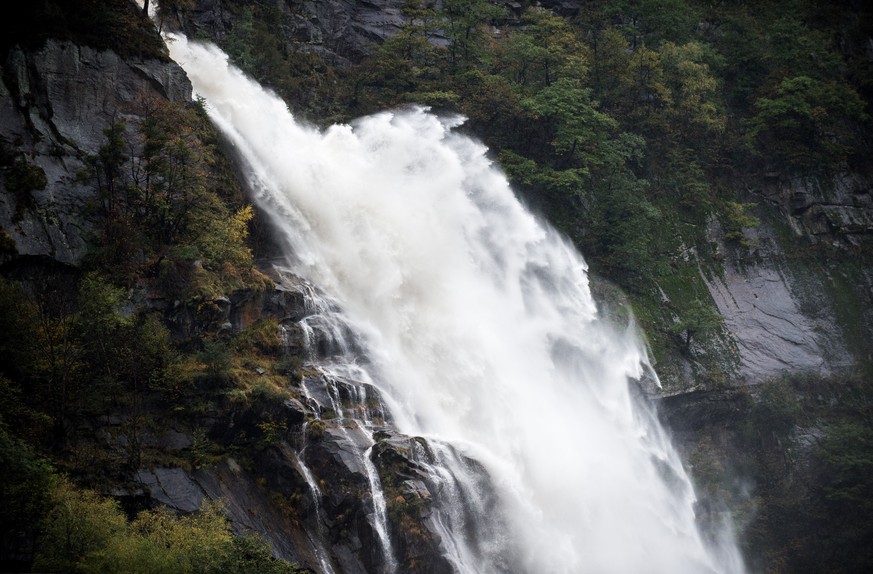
left=167, top=35, right=745, bottom=574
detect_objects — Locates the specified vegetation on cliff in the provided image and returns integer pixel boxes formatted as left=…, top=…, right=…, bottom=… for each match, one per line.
left=0, top=3, right=307, bottom=570
left=204, top=0, right=872, bottom=386
left=182, top=0, right=873, bottom=570
left=0, top=0, right=168, bottom=60
left=1, top=0, right=872, bottom=572
left=673, top=372, right=873, bottom=573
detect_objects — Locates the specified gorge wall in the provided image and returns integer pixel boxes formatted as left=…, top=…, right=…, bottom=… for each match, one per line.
left=1, top=1, right=872, bottom=573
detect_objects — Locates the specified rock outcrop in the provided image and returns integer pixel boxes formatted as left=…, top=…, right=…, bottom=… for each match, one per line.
left=775, top=173, right=873, bottom=246
left=183, top=0, right=416, bottom=65
left=118, top=274, right=456, bottom=573
left=703, top=220, right=856, bottom=383
left=698, top=172, right=873, bottom=385
left=0, top=27, right=453, bottom=573
left=0, top=39, right=191, bottom=266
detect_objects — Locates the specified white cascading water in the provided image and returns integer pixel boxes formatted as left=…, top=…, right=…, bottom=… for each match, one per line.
left=166, top=35, right=745, bottom=574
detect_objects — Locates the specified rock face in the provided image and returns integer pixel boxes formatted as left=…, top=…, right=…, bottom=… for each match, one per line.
left=0, top=39, right=191, bottom=266
left=184, top=0, right=416, bottom=65
left=181, top=0, right=575, bottom=66
left=700, top=173, right=873, bottom=384
left=776, top=174, right=873, bottom=246
left=120, top=274, right=456, bottom=573
left=703, top=222, right=853, bottom=383
left=704, top=260, right=833, bottom=380
left=0, top=30, right=455, bottom=570
left=3, top=3, right=872, bottom=573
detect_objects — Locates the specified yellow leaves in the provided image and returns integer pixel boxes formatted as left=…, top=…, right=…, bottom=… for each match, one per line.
left=660, top=41, right=725, bottom=135
left=32, top=478, right=128, bottom=573
left=129, top=502, right=233, bottom=571
left=34, top=479, right=261, bottom=574
left=591, top=27, right=725, bottom=143
left=230, top=204, right=255, bottom=245
left=193, top=203, right=255, bottom=277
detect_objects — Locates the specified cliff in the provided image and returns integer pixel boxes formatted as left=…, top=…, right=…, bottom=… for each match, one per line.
left=175, top=0, right=873, bottom=389
left=1, top=1, right=872, bottom=573
left=0, top=39, right=190, bottom=266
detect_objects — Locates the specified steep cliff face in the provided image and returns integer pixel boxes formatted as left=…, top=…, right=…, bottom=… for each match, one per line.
left=0, top=19, right=451, bottom=573
left=701, top=174, right=873, bottom=384
left=178, top=0, right=873, bottom=389
left=182, top=0, right=415, bottom=65
left=178, top=0, right=583, bottom=67
left=123, top=274, right=458, bottom=573
left=2, top=1, right=871, bottom=573
left=0, top=39, right=190, bottom=265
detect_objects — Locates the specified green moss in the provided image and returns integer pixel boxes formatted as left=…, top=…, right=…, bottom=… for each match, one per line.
left=818, top=256, right=873, bottom=374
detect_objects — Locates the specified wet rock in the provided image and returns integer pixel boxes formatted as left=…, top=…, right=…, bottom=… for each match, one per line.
left=283, top=397, right=307, bottom=422
left=370, top=433, right=456, bottom=574
left=316, top=423, right=373, bottom=481
left=263, top=283, right=308, bottom=320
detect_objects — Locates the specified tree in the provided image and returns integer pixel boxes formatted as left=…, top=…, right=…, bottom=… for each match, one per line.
left=521, top=77, right=617, bottom=168
left=32, top=288, right=83, bottom=442
left=440, top=0, right=503, bottom=70
left=33, top=483, right=305, bottom=574
left=606, top=0, right=700, bottom=46
left=590, top=28, right=634, bottom=115
left=722, top=201, right=759, bottom=247
left=816, top=420, right=873, bottom=571
left=224, top=7, right=255, bottom=73
left=0, top=423, right=54, bottom=567
left=496, top=8, right=589, bottom=92
left=32, top=479, right=128, bottom=573
left=90, top=119, right=128, bottom=216
left=670, top=297, right=720, bottom=354
left=745, top=75, right=867, bottom=171
left=76, top=273, right=132, bottom=381
left=659, top=41, right=725, bottom=142
left=355, top=25, right=447, bottom=110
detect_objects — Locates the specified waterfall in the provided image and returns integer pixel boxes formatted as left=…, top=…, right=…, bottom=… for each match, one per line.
left=166, top=35, right=745, bottom=574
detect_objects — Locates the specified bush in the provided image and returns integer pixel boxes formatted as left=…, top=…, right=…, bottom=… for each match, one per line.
left=32, top=481, right=304, bottom=574
left=32, top=478, right=127, bottom=573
